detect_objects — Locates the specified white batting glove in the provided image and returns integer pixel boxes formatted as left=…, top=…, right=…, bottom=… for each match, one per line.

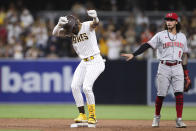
left=58, top=16, right=68, bottom=27
left=87, top=10, right=97, bottom=18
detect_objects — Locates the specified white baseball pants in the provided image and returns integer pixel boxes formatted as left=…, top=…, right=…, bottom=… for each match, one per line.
left=156, top=62, right=184, bottom=96
left=71, top=54, right=105, bottom=107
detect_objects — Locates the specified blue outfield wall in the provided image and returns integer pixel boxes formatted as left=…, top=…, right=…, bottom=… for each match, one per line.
left=1, top=59, right=195, bottom=105
left=0, top=59, right=79, bottom=103
left=147, top=59, right=196, bottom=106
left=0, top=59, right=147, bottom=104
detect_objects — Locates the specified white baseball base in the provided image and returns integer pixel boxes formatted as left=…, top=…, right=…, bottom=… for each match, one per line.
left=70, top=123, right=96, bottom=128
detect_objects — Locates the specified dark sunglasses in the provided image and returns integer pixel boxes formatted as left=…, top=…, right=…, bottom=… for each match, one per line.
left=164, top=18, right=176, bottom=21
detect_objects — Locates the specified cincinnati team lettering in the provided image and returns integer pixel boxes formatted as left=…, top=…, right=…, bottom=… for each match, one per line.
left=163, top=42, right=184, bottom=49
left=72, top=33, right=88, bottom=44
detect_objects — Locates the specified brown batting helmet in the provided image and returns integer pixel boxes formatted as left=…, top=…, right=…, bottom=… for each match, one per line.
left=63, top=15, right=79, bottom=35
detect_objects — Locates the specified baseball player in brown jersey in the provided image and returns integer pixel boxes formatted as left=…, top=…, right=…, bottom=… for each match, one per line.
left=52, top=10, right=105, bottom=125
left=122, top=13, right=191, bottom=128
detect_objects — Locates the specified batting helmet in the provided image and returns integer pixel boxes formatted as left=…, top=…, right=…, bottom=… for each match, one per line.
left=63, top=15, right=79, bottom=35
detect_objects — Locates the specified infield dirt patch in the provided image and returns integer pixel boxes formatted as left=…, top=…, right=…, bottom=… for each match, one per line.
left=0, top=118, right=195, bottom=131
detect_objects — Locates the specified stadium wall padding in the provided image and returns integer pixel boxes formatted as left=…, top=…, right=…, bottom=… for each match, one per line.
left=0, top=59, right=147, bottom=104
left=94, top=60, right=147, bottom=104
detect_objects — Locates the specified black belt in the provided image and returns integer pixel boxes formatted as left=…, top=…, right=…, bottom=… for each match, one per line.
left=160, top=60, right=181, bottom=66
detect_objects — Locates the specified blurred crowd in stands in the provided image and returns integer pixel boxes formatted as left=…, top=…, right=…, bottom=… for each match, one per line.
left=0, top=2, right=196, bottom=60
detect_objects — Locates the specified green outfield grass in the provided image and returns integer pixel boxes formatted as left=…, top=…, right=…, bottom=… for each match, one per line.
left=0, top=104, right=195, bottom=120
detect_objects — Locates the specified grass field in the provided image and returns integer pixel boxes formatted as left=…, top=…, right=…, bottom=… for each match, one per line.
left=0, top=104, right=195, bottom=120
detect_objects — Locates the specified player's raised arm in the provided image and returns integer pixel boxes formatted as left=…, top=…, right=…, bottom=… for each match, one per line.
left=121, top=43, right=152, bottom=61
left=87, top=10, right=99, bottom=29
left=52, top=16, right=68, bottom=37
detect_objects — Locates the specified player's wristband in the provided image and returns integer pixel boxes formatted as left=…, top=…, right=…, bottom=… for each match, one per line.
left=52, top=24, right=62, bottom=36
left=94, top=17, right=99, bottom=23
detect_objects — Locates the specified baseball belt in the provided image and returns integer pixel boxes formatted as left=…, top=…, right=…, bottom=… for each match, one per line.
left=83, top=56, right=94, bottom=62
left=161, top=60, right=181, bottom=66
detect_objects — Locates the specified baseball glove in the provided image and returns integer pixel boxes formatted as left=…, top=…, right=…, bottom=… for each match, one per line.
left=184, top=70, right=191, bottom=92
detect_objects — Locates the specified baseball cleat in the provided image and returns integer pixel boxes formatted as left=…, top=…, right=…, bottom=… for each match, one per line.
left=152, top=115, right=160, bottom=127
left=88, top=115, right=97, bottom=124
left=74, top=113, right=88, bottom=123
left=87, top=104, right=97, bottom=124
left=176, top=118, right=187, bottom=128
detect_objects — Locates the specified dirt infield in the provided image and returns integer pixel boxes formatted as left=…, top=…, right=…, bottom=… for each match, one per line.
left=0, top=118, right=195, bottom=131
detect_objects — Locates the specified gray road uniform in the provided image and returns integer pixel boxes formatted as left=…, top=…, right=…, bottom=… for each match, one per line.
left=148, top=30, right=189, bottom=96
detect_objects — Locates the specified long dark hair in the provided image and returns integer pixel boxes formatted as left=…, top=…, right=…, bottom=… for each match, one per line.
left=164, top=22, right=181, bottom=33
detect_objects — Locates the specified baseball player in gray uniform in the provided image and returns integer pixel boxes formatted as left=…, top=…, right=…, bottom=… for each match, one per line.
left=52, top=10, right=105, bottom=125
left=122, top=13, right=191, bottom=128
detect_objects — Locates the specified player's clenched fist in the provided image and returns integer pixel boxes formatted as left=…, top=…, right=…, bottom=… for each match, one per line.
left=58, top=16, right=68, bottom=27
left=121, top=53, right=134, bottom=61
left=87, top=10, right=97, bottom=18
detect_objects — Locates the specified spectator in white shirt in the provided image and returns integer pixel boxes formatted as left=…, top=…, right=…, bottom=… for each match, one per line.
left=106, top=31, right=122, bottom=60
left=20, top=8, right=34, bottom=28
